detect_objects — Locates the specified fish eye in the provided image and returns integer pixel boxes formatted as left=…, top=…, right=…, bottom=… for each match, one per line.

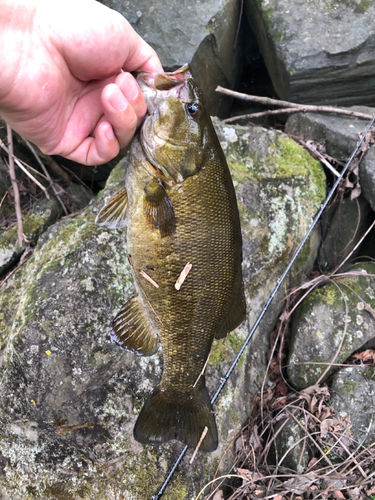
left=186, top=101, right=201, bottom=118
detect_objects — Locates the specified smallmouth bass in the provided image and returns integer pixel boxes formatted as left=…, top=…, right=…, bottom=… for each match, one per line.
left=96, top=65, right=245, bottom=452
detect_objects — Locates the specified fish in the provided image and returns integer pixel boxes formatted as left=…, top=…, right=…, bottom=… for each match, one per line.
left=95, top=64, right=246, bottom=452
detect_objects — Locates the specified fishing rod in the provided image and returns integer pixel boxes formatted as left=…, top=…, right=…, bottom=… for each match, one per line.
left=152, top=114, right=375, bottom=500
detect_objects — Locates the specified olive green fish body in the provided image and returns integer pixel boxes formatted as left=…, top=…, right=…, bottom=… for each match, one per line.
left=96, top=66, right=245, bottom=452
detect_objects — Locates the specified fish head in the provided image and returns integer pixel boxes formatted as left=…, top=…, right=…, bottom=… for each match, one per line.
left=137, top=64, right=208, bottom=184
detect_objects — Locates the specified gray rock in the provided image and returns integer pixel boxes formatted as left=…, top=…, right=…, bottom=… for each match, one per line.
left=318, top=195, right=373, bottom=272
left=0, top=122, right=325, bottom=498
left=330, top=366, right=375, bottom=448
left=285, top=109, right=375, bottom=223
left=244, top=0, right=375, bottom=107
left=270, top=416, right=314, bottom=473
left=287, top=263, right=375, bottom=390
left=66, top=183, right=95, bottom=209
left=0, top=197, right=62, bottom=276
left=99, top=0, right=241, bottom=116
left=285, top=108, right=375, bottom=162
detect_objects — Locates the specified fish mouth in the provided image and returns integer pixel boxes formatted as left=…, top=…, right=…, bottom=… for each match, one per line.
left=137, top=65, right=192, bottom=185
left=137, top=64, right=191, bottom=114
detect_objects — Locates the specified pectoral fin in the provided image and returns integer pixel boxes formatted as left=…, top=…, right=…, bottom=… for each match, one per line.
left=143, top=180, right=176, bottom=237
left=111, top=295, right=159, bottom=356
left=95, top=187, right=128, bottom=229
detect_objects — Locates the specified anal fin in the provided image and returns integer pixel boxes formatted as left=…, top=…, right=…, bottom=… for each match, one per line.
left=143, top=180, right=176, bottom=238
left=95, top=187, right=128, bottom=229
left=215, top=283, right=246, bottom=339
left=111, top=295, right=159, bottom=356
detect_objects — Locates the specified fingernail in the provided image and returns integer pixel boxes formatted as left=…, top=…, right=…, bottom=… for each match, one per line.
left=110, top=86, right=127, bottom=111
left=122, top=74, right=139, bottom=101
left=105, top=126, right=115, bottom=141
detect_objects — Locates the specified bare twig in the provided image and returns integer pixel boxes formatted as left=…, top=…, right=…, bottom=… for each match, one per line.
left=22, top=138, right=70, bottom=184
left=6, top=125, right=23, bottom=248
left=127, top=255, right=163, bottom=326
left=215, top=86, right=374, bottom=123
left=294, top=138, right=341, bottom=178
left=234, top=0, right=243, bottom=50
left=139, top=269, right=159, bottom=288
left=0, top=247, right=34, bottom=289
left=193, top=351, right=211, bottom=388
left=0, top=191, right=8, bottom=211
left=0, top=138, right=50, bottom=198
left=175, top=262, right=192, bottom=290
left=189, top=426, right=208, bottom=464
left=23, top=138, right=68, bottom=215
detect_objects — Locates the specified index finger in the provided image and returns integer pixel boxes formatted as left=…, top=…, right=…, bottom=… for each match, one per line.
left=122, top=24, right=163, bottom=74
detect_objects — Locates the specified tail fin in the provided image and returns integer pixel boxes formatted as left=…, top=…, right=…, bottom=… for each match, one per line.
left=133, top=384, right=218, bottom=452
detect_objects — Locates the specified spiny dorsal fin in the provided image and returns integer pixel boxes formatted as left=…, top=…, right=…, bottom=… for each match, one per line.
left=111, top=295, right=159, bottom=356
left=95, top=187, right=128, bottom=229
left=143, top=180, right=176, bottom=238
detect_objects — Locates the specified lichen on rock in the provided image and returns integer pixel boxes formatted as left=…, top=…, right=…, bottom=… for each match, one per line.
left=0, top=122, right=326, bottom=499
left=287, top=263, right=375, bottom=389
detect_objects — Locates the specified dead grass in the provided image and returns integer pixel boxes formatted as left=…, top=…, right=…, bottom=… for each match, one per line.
left=198, top=267, right=375, bottom=500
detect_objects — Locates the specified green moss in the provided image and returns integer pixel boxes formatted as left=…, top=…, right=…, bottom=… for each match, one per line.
left=209, top=329, right=246, bottom=369
left=364, top=367, right=375, bottom=381
left=342, top=380, right=357, bottom=398
left=122, top=451, right=187, bottom=500
left=210, top=339, right=228, bottom=367
left=23, top=213, right=45, bottom=236
left=319, top=285, right=339, bottom=306
left=228, top=159, right=256, bottom=185
left=273, top=138, right=326, bottom=202
left=260, top=6, right=275, bottom=28
left=360, top=0, right=371, bottom=8
left=0, top=212, right=50, bottom=253
left=326, top=0, right=370, bottom=10
left=104, top=159, right=126, bottom=189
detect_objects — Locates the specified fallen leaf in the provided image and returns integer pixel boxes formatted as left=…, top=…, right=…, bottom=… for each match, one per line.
left=353, top=348, right=375, bottom=362
left=348, top=487, right=361, bottom=500
left=350, top=184, right=361, bottom=200
left=248, top=424, right=262, bottom=453
left=333, top=490, right=346, bottom=499
left=275, top=381, right=288, bottom=396
left=307, top=457, right=319, bottom=470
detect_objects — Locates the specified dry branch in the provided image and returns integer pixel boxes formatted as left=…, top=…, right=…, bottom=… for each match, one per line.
left=293, top=137, right=341, bottom=177
left=22, top=138, right=70, bottom=185
left=215, top=86, right=375, bottom=123
left=175, top=262, right=192, bottom=290
left=189, top=426, right=208, bottom=464
left=6, top=125, right=23, bottom=247
left=139, top=269, right=159, bottom=288
left=23, top=138, right=68, bottom=215
left=0, top=138, right=50, bottom=198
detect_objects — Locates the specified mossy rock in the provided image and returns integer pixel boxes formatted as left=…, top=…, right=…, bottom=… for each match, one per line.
left=287, top=263, right=375, bottom=389
left=0, top=198, right=62, bottom=276
left=330, top=366, right=375, bottom=449
left=0, top=121, right=326, bottom=499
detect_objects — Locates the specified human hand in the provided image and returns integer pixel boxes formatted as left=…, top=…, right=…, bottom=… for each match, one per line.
left=0, top=0, right=163, bottom=165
